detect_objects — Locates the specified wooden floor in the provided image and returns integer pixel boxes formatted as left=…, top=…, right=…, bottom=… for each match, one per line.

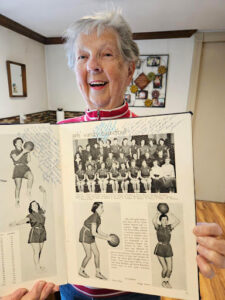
left=49, top=200, right=225, bottom=300
left=162, top=200, right=225, bottom=300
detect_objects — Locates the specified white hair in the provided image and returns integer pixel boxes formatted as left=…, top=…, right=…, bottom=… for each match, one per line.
left=63, top=10, right=140, bottom=69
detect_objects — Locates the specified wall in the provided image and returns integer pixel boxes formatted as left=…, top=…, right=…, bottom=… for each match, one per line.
left=193, top=41, right=225, bottom=203
left=0, top=26, right=48, bottom=118
left=45, top=37, right=194, bottom=115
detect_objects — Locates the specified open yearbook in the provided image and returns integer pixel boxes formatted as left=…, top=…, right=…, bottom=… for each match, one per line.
left=0, top=113, right=199, bottom=299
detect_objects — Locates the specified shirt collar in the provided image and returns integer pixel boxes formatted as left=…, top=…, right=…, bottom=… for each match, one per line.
left=84, top=102, right=131, bottom=121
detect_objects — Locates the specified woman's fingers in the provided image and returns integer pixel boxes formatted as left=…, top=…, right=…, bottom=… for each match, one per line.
left=2, top=282, right=58, bottom=300
left=22, top=281, right=47, bottom=299
left=2, top=288, right=28, bottom=300
left=193, top=222, right=225, bottom=277
left=193, top=223, right=223, bottom=237
left=196, top=254, right=215, bottom=278
left=197, top=236, right=225, bottom=256
left=39, top=282, right=56, bottom=299
left=197, top=244, right=225, bottom=269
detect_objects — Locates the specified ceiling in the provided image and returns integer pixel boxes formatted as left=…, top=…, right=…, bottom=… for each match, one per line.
left=0, top=0, right=225, bottom=37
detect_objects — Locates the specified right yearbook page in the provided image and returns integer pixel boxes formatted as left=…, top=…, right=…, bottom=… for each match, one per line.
left=59, top=112, right=199, bottom=300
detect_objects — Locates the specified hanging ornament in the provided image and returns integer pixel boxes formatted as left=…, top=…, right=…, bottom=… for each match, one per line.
left=152, top=90, right=160, bottom=99
left=147, top=72, right=156, bottom=82
left=130, top=85, right=138, bottom=94
left=134, top=72, right=150, bottom=90
left=158, top=65, right=167, bottom=75
left=145, top=99, right=153, bottom=107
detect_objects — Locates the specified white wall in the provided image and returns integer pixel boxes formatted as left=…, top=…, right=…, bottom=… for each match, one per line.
left=0, top=27, right=48, bottom=118
left=45, top=45, right=86, bottom=112
left=45, top=37, right=194, bottom=115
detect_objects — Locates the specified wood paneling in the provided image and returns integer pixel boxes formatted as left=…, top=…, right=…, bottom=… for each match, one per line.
left=0, top=14, right=46, bottom=43
left=132, top=30, right=197, bottom=40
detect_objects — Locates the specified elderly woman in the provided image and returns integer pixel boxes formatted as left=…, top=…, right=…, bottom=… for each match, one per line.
left=4, top=9, right=225, bottom=300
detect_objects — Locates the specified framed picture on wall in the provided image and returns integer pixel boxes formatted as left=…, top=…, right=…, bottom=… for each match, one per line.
left=124, top=54, right=169, bottom=108
left=6, top=61, right=27, bottom=97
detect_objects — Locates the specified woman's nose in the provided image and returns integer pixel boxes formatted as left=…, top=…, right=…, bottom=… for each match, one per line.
left=87, top=56, right=102, bottom=73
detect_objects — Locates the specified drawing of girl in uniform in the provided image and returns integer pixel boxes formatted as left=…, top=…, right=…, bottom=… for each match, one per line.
left=10, top=137, right=34, bottom=206
left=9, top=186, right=47, bottom=272
left=79, top=202, right=112, bottom=280
left=152, top=210, right=180, bottom=288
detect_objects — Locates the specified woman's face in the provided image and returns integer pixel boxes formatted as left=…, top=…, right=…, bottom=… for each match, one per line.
left=161, top=217, right=168, bottom=227
left=15, top=139, right=23, bottom=150
left=31, top=202, right=39, bottom=212
left=153, top=160, right=158, bottom=166
left=96, top=204, right=104, bottom=215
left=74, top=28, right=135, bottom=110
left=75, top=153, right=80, bottom=159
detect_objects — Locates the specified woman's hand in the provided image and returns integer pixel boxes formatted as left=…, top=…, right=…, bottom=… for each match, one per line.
left=2, top=281, right=59, bottom=300
left=193, top=222, right=225, bottom=278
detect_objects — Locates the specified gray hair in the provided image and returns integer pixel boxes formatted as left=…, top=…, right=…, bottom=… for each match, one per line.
left=63, top=10, right=140, bottom=69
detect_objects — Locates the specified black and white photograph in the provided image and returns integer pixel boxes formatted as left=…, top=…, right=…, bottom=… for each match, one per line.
left=73, top=133, right=176, bottom=193
left=148, top=202, right=186, bottom=290
left=9, top=186, right=47, bottom=273
left=147, top=56, right=161, bottom=67
left=74, top=201, right=122, bottom=281
left=10, top=137, right=34, bottom=206
left=0, top=133, right=58, bottom=282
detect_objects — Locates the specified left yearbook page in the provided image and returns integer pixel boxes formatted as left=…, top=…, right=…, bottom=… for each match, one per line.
left=0, top=124, right=67, bottom=297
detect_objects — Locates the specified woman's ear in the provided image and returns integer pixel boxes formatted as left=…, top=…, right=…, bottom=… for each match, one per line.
left=128, top=61, right=136, bottom=77
left=127, top=61, right=136, bottom=85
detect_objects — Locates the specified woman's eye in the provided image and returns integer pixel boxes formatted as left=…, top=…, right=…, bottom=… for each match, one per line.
left=78, top=55, right=86, bottom=60
left=104, top=53, right=112, bottom=57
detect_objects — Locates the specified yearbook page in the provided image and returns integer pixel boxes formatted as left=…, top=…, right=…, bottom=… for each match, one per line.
left=60, top=113, right=199, bottom=300
left=0, top=124, right=67, bottom=296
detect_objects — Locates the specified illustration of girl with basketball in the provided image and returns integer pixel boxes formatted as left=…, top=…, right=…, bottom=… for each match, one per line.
left=9, top=186, right=47, bottom=272
left=152, top=203, right=180, bottom=288
left=79, top=202, right=119, bottom=280
left=10, top=137, right=34, bottom=206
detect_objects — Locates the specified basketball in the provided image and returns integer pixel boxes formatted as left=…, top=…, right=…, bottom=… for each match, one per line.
left=24, top=141, right=34, bottom=152
left=157, top=203, right=169, bottom=214
left=108, top=234, right=120, bottom=247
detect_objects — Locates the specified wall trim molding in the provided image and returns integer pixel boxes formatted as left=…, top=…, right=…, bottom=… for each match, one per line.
left=0, top=14, right=46, bottom=44
left=187, top=32, right=203, bottom=124
left=0, top=13, right=197, bottom=44
left=203, top=32, right=225, bottom=43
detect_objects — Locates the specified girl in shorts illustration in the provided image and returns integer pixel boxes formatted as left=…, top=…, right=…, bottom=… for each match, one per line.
left=152, top=209, right=180, bottom=288
left=10, top=186, right=47, bottom=272
left=10, top=137, right=34, bottom=206
left=79, top=202, right=112, bottom=280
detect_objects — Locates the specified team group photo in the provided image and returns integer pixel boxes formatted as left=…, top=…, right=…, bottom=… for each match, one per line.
left=73, top=133, right=177, bottom=194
